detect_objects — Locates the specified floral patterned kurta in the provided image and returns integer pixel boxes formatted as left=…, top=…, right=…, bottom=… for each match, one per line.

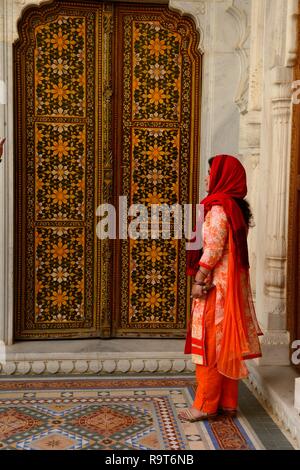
left=190, top=205, right=262, bottom=367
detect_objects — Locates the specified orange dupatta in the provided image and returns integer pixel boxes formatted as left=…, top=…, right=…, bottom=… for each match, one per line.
left=217, top=227, right=261, bottom=380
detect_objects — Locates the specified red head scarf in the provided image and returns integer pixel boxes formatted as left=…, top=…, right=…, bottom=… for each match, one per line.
left=201, top=155, right=250, bottom=269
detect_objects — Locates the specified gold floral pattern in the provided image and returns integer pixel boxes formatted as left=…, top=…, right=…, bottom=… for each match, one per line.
left=35, top=16, right=86, bottom=117
left=132, top=21, right=181, bottom=121
left=119, top=10, right=200, bottom=332
left=129, top=239, right=178, bottom=323
left=35, top=228, right=84, bottom=322
left=128, top=127, right=180, bottom=323
left=14, top=5, right=100, bottom=337
left=30, top=15, right=89, bottom=326
left=35, top=123, right=85, bottom=221
left=131, top=128, right=179, bottom=206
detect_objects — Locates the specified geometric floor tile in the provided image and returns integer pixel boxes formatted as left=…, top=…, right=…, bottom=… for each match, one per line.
left=0, top=408, right=41, bottom=440
left=14, top=428, right=90, bottom=450
left=0, top=376, right=295, bottom=450
left=71, top=405, right=140, bottom=437
left=124, top=428, right=161, bottom=450
left=29, top=403, right=88, bottom=418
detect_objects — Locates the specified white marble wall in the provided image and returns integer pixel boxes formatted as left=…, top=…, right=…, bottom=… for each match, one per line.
left=170, top=0, right=249, bottom=198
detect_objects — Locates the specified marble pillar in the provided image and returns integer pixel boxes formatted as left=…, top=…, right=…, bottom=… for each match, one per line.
left=239, top=0, right=264, bottom=296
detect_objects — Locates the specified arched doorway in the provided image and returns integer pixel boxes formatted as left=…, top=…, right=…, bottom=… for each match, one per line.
left=13, top=0, right=201, bottom=339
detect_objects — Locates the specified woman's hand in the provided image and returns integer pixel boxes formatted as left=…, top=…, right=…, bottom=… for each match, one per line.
left=191, top=283, right=205, bottom=299
left=195, top=272, right=204, bottom=285
left=195, top=267, right=209, bottom=284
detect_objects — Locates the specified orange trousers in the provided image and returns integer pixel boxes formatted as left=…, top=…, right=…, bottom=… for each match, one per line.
left=193, top=288, right=239, bottom=414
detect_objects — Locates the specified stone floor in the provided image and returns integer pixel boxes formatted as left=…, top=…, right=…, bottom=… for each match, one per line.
left=0, top=375, right=295, bottom=450
left=1, top=339, right=299, bottom=448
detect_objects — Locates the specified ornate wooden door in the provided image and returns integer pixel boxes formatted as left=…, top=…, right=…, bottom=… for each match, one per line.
left=14, top=1, right=201, bottom=339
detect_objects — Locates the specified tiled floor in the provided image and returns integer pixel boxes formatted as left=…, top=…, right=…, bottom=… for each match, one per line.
left=0, top=375, right=295, bottom=450
left=238, top=382, right=294, bottom=450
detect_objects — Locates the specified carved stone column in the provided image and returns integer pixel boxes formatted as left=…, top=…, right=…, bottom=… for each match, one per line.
left=259, top=66, right=293, bottom=365
left=239, top=0, right=264, bottom=297
left=285, top=0, right=300, bottom=410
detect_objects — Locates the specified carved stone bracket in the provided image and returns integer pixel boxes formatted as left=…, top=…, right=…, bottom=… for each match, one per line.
left=285, top=0, right=300, bottom=67
left=226, top=1, right=250, bottom=115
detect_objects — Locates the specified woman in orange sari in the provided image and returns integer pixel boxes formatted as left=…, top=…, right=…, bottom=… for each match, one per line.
left=179, top=155, right=263, bottom=422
